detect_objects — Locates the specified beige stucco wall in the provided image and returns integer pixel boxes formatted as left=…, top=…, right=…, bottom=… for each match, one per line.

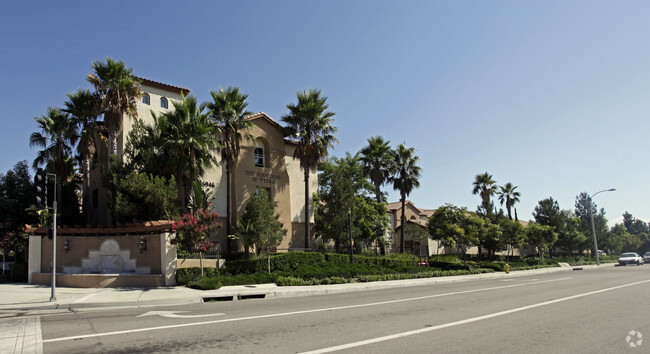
left=87, top=78, right=316, bottom=251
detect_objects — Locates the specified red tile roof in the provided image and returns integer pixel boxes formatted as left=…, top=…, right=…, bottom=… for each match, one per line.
left=136, top=77, right=191, bottom=96
left=25, top=220, right=173, bottom=236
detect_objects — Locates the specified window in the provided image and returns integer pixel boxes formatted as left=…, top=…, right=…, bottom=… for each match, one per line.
left=142, top=93, right=150, bottom=105
left=254, top=147, right=265, bottom=167
left=160, top=97, right=168, bottom=109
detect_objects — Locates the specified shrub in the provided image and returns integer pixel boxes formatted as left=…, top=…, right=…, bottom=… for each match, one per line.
left=9, top=262, right=27, bottom=282
left=177, top=267, right=219, bottom=286
left=188, top=276, right=222, bottom=290
left=219, top=273, right=278, bottom=286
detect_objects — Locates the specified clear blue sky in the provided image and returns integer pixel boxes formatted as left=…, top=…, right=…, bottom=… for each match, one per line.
left=1, top=1, right=648, bottom=226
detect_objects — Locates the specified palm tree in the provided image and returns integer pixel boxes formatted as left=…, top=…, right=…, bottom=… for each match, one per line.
left=282, top=89, right=337, bottom=249
left=472, top=172, right=497, bottom=215
left=498, top=182, right=521, bottom=220
left=392, top=143, right=422, bottom=253
left=63, top=89, right=101, bottom=221
left=359, top=136, right=395, bottom=203
left=30, top=107, right=79, bottom=211
left=151, top=94, right=220, bottom=209
left=86, top=57, right=141, bottom=156
left=203, top=86, right=253, bottom=249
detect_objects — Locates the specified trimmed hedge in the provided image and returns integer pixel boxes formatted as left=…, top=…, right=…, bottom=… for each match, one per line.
left=176, top=267, right=219, bottom=286
left=188, top=277, right=222, bottom=290
left=358, top=268, right=494, bottom=282
left=226, top=252, right=419, bottom=275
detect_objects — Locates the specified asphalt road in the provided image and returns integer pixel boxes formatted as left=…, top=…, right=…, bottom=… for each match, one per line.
left=39, top=266, right=650, bottom=353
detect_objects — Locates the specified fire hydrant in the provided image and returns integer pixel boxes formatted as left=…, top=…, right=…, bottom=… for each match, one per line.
left=505, top=263, right=510, bottom=274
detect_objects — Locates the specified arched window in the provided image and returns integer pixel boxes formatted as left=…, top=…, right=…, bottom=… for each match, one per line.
left=160, top=97, right=168, bottom=109
left=254, top=140, right=265, bottom=167
left=142, top=93, right=150, bottom=105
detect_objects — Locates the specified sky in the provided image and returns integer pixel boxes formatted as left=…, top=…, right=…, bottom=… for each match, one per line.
left=1, top=0, right=648, bottom=227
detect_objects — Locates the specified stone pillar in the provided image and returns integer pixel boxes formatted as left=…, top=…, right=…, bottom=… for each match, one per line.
left=160, top=232, right=177, bottom=286
left=28, top=235, right=42, bottom=284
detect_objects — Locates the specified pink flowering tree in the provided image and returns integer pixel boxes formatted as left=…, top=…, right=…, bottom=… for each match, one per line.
left=171, top=205, right=221, bottom=275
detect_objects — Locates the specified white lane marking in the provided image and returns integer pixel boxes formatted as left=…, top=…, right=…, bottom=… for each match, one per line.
left=137, top=311, right=225, bottom=318
left=301, top=279, right=650, bottom=353
left=43, top=277, right=569, bottom=343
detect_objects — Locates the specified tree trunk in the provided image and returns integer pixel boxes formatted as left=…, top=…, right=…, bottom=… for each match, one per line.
left=304, top=168, right=310, bottom=249
left=226, top=162, right=232, bottom=252
left=400, top=196, right=405, bottom=253
left=267, top=249, right=271, bottom=274
left=199, top=252, right=204, bottom=276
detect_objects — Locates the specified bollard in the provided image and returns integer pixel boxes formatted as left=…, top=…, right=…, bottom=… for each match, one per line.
left=505, top=263, right=510, bottom=274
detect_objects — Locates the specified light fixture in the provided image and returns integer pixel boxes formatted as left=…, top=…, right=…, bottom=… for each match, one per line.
left=63, top=239, right=70, bottom=253
left=138, top=236, right=147, bottom=253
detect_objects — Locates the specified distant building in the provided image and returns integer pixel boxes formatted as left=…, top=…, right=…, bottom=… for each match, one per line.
left=88, top=78, right=316, bottom=252
left=385, top=201, right=441, bottom=256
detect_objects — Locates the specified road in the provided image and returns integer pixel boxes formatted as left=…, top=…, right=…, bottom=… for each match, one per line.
left=36, top=266, right=650, bottom=353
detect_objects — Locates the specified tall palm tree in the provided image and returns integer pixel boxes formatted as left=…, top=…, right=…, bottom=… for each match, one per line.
left=86, top=57, right=141, bottom=156
left=359, top=136, right=395, bottom=203
left=472, top=172, right=497, bottom=215
left=151, top=94, right=220, bottom=210
left=392, top=143, right=422, bottom=253
left=63, top=89, right=101, bottom=221
left=30, top=107, right=79, bottom=210
left=282, top=89, right=337, bottom=249
left=203, top=86, right=253, bottom=249
left=498, top=182, right=521, bottom=220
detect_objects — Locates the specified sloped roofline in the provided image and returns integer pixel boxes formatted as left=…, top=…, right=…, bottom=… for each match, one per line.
left=135, top=76, right=191, bottom=96
left=244, top=112, right=298, bottom=145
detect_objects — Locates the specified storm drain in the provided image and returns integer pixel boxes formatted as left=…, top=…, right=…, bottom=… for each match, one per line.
left=203, top=296, right=234, bottom=302
left=202, top=294, right=266, bottom=302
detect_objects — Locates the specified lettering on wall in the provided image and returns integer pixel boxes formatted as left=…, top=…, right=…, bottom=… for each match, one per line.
left=201, top=181, right=216, bottom=189
left=246, top=170, right=280, bottom=185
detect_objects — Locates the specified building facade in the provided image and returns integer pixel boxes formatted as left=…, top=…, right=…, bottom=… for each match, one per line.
left=89, top=78, right=316, bottom=252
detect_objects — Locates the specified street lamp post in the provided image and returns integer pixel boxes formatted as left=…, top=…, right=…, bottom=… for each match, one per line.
left=589, top=188, right=615, bottom=266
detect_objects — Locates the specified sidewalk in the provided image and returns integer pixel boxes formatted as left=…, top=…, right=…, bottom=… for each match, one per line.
left=0, top=263, right=614, bottom=315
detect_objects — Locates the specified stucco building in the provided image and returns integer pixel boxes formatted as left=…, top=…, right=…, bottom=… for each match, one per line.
left=89, top=78, right=316, bottom=252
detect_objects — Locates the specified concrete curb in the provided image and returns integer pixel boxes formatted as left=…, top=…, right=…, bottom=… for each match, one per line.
left=0, top=263, right=617, bottom=314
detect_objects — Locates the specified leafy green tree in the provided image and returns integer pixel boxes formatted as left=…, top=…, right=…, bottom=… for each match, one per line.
left=554, top=210, right=586, bottom=255
left=204, top=86, right=253, bottom=247
left=498, top=182, right=520, bottom=220
left=0, top=161, right=38, bottom=264
left=359, top=136, right=395, bottom=203
left=427, top=204, right=477, bottom=259
left=238, top=189, right=287, bottom=272
left=86, top=57, right=141, bottom=155
left=533, top=197, right=563, bottom=229
left=351, top=196, right=390, bottom=252
left=315, top=153, right=385, bottom=251
left=150, top=94, right=220, bottom=209
left=112, top=171, right=179, bottom=223
left=499, top=218, right=525, bottom=260
left=472, top=172, right=497, bottom=218
left=481, top=222, right=504, bottom=256
left=282, top=89, right=337, bottom=249
left=392, top=144, right=422, bottom=253
left=63, top=89, right=101, bottom=221
left=526, top=223, right=557, bottom=261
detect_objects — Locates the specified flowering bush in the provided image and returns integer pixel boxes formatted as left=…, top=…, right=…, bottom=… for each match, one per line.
left=171, top=206, right=221, bottom=255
